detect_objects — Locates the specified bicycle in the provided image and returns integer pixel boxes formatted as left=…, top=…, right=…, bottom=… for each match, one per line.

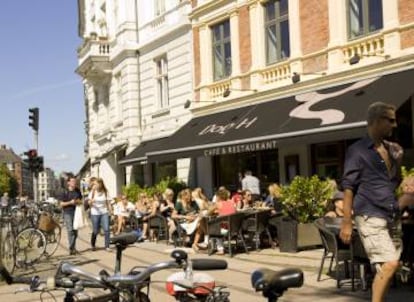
left=0, top=215, right=17, bottom=273
left=0, top=232, right=229, bottom=302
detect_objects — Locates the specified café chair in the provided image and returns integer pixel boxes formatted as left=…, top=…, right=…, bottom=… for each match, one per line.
left=243, top=209, right=273, bottom=250
left=350, top=233, right=371, bottom=291
left=314, top=217, right=352, bottom=288
left=148, top=214, right=169, bottom=243
left=207, top=212, right=249, bottom=257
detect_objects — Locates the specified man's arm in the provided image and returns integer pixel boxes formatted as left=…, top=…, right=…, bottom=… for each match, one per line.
left=339, top=188, right=354, bottom=244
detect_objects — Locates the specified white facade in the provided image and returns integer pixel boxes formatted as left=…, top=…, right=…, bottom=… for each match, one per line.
left=38, top=168, right=57, bottom=201
left=77, top=0, right=194, bottom=197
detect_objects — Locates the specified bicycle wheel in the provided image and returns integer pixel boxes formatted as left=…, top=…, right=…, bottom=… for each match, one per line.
left=44, top=223, right=62, bottom=257
left=1, top=230, right=15, bottom=273
left=15, top=228, right=46, bottom=267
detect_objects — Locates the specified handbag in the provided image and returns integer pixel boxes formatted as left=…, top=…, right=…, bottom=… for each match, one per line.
left=73, top=204, right=88, bottom=230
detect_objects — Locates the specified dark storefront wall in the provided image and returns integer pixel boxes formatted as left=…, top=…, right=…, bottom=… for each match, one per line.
left=213, top=149, right=279, bottom=193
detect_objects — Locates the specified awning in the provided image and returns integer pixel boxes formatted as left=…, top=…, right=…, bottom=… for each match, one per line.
left=119, top=137, right=169, bottom=165
left=146, top=68, right=414, bottom=162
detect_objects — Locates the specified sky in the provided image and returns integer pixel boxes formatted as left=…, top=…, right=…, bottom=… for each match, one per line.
left=0, top=1, right=85, bottom=175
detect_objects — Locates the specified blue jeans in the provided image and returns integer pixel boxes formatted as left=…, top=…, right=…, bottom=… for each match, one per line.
left=63, top=211, right=78, bottom=251
left=91, top=213, right=110, bottom=248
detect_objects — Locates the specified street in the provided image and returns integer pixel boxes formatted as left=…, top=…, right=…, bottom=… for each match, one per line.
left=0, top=226, right=412, bottom=301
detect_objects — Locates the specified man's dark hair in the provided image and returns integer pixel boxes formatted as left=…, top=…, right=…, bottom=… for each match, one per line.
left=367, top=102, right=396, bottom=125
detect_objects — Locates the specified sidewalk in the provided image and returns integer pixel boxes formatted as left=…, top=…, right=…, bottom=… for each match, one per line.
left=0, top=226, right=413, bottom=301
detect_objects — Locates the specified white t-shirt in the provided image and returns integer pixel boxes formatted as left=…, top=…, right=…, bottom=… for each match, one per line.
left=88, top=191, right=109, bottom=215
left=114, top=201, right=134, bottom=217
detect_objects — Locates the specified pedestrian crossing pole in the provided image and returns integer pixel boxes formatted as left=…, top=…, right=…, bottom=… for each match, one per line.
left=28, top=107, right=39, bottom=204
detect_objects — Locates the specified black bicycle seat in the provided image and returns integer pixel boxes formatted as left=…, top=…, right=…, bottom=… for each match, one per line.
left=110, top=232, right=138, bottom=246
left=251, top=268, right=303, bottom=297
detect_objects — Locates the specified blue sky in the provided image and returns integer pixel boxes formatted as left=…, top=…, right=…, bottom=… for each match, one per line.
left=0, top=1, right=85, bottom=174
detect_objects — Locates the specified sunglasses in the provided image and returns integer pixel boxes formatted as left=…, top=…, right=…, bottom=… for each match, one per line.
left=381, top=116, right=396, bottom=124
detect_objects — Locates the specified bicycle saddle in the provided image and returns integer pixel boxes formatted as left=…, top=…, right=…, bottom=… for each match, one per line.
left=251, top=268, right=303, bottom=298
left=110, top=232, right=138, bottom=246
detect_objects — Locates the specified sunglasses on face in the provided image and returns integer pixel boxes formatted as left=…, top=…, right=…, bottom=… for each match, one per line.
left=381, top=116, right=396, bottom=124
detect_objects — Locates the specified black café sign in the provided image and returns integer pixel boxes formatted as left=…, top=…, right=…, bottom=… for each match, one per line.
left=203, top=140, right=277, bottom=156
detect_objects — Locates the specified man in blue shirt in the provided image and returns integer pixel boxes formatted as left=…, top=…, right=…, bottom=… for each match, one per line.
left=60, top=176, right=83, bottom=255
left=340, top=102, right=403, bottom=302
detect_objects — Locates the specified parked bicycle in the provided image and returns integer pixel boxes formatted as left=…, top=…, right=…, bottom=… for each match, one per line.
left=0, top=232, right=227, bottom=302
left=1, top=202, right=62, bottom=270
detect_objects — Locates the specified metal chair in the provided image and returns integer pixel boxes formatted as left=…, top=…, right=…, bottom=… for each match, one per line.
left=314, top=217, right=352, bottom=288
left=148, top=214, right=168, bottom=242
left=207, top=212, right=249, bottom=257
left=243, top=209, right=273, bottom=250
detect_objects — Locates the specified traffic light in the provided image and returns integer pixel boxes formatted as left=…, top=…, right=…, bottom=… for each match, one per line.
left=33, top=156, right=44, bottom=173
left=23, top=149, right=37, bottom=171
left=28, top=107, right=39, bottom=131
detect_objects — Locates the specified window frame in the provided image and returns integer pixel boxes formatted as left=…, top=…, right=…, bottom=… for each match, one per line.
left=264, top=0, right=290, bottom=65
left=212, top=20, right=232, bottom=81
left=154, top=56, right=169, bottom=109
left=347, top=0, right=383, bottom=40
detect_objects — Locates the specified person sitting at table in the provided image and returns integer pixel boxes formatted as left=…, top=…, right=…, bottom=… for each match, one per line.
left=160, top=188, right=176, bottom=244
left=114, top=194, right=135, bottom=234
left=264, top=183, right=283, bottom=215
left=325, top=191, right=345, bottom=218
left=231, top=188, right=242, bottom=206
left=192, top=187, right=212, bottom=248
left=237, top=190, right=253, bottom=211
left=209, top=187, right=236, bottom=255
left=399, top=176, right=414, bottom=219
left=140, top=193, right=161, bottom=241
left=399, top=176, right=414, bottom=269
left=171, top=189, right=201, bottom=250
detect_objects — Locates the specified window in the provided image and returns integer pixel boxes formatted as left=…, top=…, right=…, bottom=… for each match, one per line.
left=348, top=0, right=383, bottom=39
left=152, top=161, right=177, bottom=184
left=155, top=56, right=169, bottom=108
left=154, top=0, right=165, bottom=16
left=264, top=0, right=290, bottom=64
left=212, top=20, right=231, bottom=81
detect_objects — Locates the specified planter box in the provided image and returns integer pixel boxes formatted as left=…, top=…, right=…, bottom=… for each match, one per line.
left=278, top=218, right=322, bottom=253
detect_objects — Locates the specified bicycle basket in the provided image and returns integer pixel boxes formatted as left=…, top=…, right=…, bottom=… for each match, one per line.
left=38, top=212, right=56, bottom=232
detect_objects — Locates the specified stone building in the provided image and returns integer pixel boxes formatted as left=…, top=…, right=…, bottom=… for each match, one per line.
left=78, top=0, right=414, bottom=197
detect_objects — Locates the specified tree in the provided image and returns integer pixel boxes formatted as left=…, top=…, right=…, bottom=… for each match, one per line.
left=0, top=164, right=18, bottom=198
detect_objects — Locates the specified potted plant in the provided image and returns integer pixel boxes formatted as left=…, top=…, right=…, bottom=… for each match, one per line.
left=278, top=175, right=334, bottom=252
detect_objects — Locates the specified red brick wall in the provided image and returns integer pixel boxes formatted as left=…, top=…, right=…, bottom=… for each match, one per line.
left=238, top=5, right=251, bottom=74
left=299, top=0, right=329, bottom=55
left=399, top=0, right=414, bottom=49
left=399, top=0, right=414, bottom=24
left=401, top=28, right=414, bottom=49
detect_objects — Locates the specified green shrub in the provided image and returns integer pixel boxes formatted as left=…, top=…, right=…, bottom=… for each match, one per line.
left=122, top=177, right=187, bottom=203
left=279, top=175, right=334, bottom=223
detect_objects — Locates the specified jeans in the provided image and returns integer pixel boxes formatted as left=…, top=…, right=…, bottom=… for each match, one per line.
left=91, top=213, right=110, bottom=248
left=63, top=211, right=78, bottom=251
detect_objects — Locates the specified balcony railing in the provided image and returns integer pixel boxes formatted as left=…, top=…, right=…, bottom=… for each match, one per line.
left=260, top=62, right=291, bottom=85
left=78, top=38, right=111, bottom=61
left=342, top=34, right=385, bottom=63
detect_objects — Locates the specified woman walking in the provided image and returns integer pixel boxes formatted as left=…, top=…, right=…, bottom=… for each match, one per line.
left=88, top=178, right=112, bottom=251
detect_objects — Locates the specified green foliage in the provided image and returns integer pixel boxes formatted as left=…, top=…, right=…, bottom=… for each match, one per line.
left=122, top=177, right=187, bottom=202
left=401, top=166, right=414, bottom=179
left=397, top=166, right=414, bottom=196
left=279, top=175, right=334, bottom=223
left=0, top=164, right=18, bottom=198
